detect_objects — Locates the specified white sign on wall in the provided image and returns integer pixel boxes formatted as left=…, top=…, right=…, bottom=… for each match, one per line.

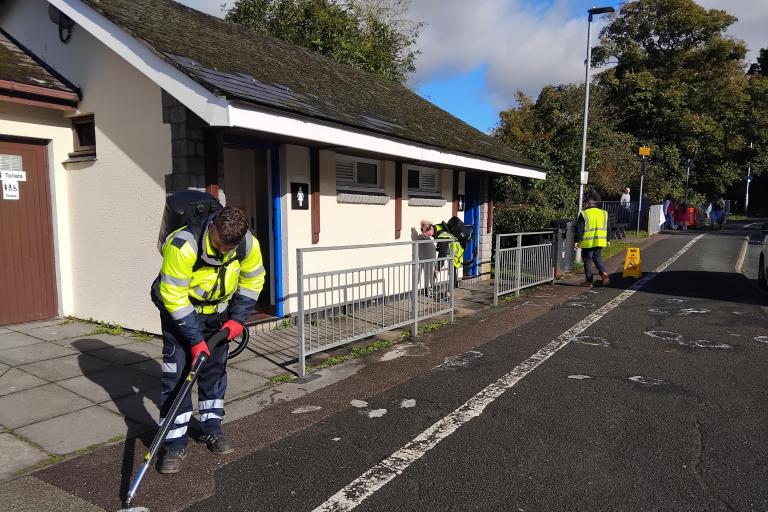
left=0, top=154, right=24, bottom=200
left=3, top=180, right=20, bottom=200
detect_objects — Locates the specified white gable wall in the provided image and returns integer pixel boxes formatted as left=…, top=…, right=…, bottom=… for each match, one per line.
left=1, top=0, right=171, bottom=332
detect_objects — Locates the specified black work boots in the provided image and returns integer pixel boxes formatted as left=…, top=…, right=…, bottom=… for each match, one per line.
left=158, top=447, right=187, bottom=474
left=199, top=432, right=235, bottom=455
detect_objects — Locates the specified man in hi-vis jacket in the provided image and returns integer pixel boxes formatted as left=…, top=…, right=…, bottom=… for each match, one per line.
left=151, top=206, right=265, bottom=473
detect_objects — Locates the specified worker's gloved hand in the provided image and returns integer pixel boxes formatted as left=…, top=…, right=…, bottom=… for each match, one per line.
left=190, top=340, right=210, bottom=361
left=221, top=320, right=243, bottom=341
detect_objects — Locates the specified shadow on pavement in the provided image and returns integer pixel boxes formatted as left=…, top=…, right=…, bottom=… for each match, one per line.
left=606, top=270, right=767, bottom=306
left=71, top=339, right=161, bottom=501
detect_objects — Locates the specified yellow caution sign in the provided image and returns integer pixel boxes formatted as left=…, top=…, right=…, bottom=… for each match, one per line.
left=623, top=247, right=642, bottom=278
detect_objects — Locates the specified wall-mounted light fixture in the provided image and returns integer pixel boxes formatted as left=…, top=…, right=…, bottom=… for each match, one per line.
left=48, top=5, right=74, bottom=43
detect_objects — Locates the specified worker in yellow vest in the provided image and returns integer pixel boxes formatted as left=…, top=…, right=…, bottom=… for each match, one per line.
left=575, top=194, right=610, bottom=288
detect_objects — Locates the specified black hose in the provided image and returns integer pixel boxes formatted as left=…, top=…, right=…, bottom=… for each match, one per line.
left=228, top=324, right=250, bottom=359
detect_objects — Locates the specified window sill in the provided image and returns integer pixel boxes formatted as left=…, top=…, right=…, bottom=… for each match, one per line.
left=408, top=196, right=447, bottom=207
left=63, top=154, right=97, bottom=164
left=337, top=192, right=390, bottom=205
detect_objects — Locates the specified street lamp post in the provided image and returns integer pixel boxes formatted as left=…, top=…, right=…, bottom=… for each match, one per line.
left=577, top=6, right=615, bottom=219
left=745, top=141, right=753, bottom=216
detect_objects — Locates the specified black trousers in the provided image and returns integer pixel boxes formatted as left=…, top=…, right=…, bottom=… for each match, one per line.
left=159, top=311, right=229, bottom=450
left=581, top=247, right=606, bottom=281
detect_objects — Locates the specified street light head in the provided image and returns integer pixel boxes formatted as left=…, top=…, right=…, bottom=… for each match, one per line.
left=588, top=6, right=615, bottom=15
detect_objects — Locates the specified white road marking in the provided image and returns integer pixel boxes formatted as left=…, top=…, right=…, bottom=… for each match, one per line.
left=291, top=406, right=322, bottom=414
left=400, top=399, right=416, bottom=408
left=350, top=400, right=368, bottom=408
left=644, top=331, right=683, bottom=341
left=367, top=409, right=387, bottom=418
left=573, top=335, right=610, bottom=347
left=312, top=233, right=705, bottom=512
left=755, top=336, right=768, bottom=344
left=568, top=375, right=592, bottom=380
left=628, top=376, right=666, bottom=386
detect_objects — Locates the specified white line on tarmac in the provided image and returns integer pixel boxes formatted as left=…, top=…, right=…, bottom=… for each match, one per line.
left=312, top=233, right=706, bottom=512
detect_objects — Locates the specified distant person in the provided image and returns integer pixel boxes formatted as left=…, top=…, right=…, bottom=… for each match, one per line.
left=676, top=202, right=688, bottom=230
left=620, top=187, right=631, bottom=223
left=662, top=195, right=674, bottom=230
left=575, top=194, right=610, bottom=288
left=709, top=193, right=725, bottom=229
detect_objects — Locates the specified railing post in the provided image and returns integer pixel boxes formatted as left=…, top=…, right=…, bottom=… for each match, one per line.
left=411, top=242, right=419, bottom=337
left=297, top=248, right=306, bottom=377
left=493, top=233, right=500, bottom=306
left=515, top=234, right=522, bottom=297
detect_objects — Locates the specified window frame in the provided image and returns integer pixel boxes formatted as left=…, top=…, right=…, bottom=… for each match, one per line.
left=406, top=165, right=442, bottom=197
left=335, top=154, right=383, bottom=193
left=69, top=114, right=96, bottom=158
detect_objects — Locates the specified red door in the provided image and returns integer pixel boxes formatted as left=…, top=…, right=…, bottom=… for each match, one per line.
left=0, top=139, right=58, bottom=324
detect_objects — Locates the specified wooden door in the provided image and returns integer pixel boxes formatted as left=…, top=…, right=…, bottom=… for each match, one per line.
left=0, top=139, right=58, bottom=324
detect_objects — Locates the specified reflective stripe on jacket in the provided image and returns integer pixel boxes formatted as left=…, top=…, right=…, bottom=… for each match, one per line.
left=578, top=208, right=608, bottom=249
left=435, top=224, right=464, bottom=269
left=156, top=224, right=265, bottom=344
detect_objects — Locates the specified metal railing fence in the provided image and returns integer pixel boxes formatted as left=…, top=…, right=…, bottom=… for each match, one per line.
left=493, top=231, right=555, bottom=306
left=296, top=240, right=454, bottom=376
left=597, top=201, right=640, bottom=229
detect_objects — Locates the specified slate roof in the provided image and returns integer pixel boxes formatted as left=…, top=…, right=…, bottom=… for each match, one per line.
left=79, top=0, right=542, bottom=170
left=0, top=29, right=76, bottom=93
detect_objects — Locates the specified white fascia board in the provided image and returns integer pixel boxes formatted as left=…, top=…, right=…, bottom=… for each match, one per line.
left=49, top=0, right=230, bottom=126
left=228, top=105, right=546, bottom=180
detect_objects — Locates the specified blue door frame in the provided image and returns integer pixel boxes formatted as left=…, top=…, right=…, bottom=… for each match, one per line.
left=223, top=136, right=285, bottom=317
left=463, top=173, right=480, bottom=277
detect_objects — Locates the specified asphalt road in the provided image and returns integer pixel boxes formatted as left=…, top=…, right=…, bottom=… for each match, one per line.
left=186, top=230, right=768, bottom=512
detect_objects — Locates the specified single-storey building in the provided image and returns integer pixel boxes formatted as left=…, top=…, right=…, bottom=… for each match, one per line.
left=0, top=0, right=544, bottom=332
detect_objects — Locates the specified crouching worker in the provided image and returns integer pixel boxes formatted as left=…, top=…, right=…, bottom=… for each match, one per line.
left=151, top=206, right=265, bottom=474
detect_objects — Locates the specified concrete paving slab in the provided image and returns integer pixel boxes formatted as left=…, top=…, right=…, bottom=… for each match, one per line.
left=224, top=367, right=270, bottom=399
left=22, top=322, right=95, bottom=341
left=86, top=342, right=163, bottom=365
left=0, top=434, right=48, bottom=481
left=51, top=333, right=136, bottom=350
left=0, top=328, right=10, bottom=334
left=101, top=391, right=160, bottom=427
left=0, top=384, right=93, bottom=429
left=0, top=331, right=46, bottom=350
left=125, top=358, right=162, bottom=378
left=19, top=354, right=113, bottom=382
left=56, top=366, right=159, bottom=404
left=0, top=368, right=47, bottom=396
left=0, top=342, right=78, bottom=366
left=16, top=406, right=127, bottom=455
left=4, top=319, right=64, bottom=332
left=230, top=354, right=285, bottom=378
left=0, top=476, right=106, bottom=511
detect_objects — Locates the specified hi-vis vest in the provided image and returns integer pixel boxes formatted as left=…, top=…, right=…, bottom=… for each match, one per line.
left=435, top=224, right=464, bottom=269
left=578, top=208, right=608, bottom=249
left=155, top=224, right=265, bottom=319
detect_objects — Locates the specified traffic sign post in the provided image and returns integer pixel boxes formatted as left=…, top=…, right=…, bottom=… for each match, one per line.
left=637, top=147, right=650, bottom=236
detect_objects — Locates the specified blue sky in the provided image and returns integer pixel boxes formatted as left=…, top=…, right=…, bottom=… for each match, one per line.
left=181, top=0, right=764, bottom=133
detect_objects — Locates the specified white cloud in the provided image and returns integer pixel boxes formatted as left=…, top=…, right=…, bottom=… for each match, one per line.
left=697, top=0, right=767, bottom=62
left=407, top=0, right=767, bottom=112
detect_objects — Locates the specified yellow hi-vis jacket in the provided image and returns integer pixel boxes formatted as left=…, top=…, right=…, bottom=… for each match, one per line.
left=154, top=222, right=265, bottom=344
left=578, top=207, right=608, bottom=249
left=435, top=223, right=464, bottom=269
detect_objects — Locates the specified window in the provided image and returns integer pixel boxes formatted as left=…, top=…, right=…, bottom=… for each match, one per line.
left=407, top=166, right=440, bottom=195
left=336, top=155, right=381, bottom=191
left=70, top=114, right=96, bottom=158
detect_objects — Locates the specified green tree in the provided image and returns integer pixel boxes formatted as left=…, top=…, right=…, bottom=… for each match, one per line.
left=592, top=0, right=752, bottom=195
left=225, top=0, right=422, bottom=83
left=758, top=48, right=768, bottom=76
